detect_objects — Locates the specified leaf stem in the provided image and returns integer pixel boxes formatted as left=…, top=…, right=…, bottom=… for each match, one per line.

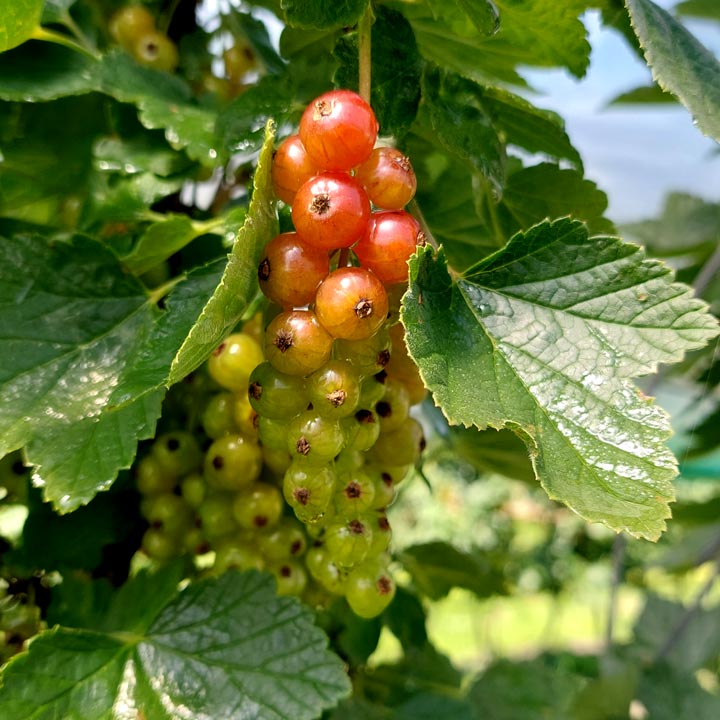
left=30, top=26, right=100, bottom=59
left=148, top=276, right=184, bottom=305
left=358, top=4, right=374, bottom=104
left=692, top=241, right=720, bottom=298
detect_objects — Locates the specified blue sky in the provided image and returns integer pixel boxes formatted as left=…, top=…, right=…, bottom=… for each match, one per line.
left=522, top=4, right=720, bottom=223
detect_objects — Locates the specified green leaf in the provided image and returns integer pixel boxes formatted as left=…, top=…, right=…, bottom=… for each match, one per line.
left=402, top=219, right=720, bottom=539
left=0, top=235, right=223, bottom=510
left=455, top=0, right=500, bottom=36
left=334, top=6, right=422, bottom=138
left=675, top=0, right=720, bottom=21
left=0, top=0, right=43, bottom=52
left=608, top=83, right=677, bottom=104
left=122, top=215, right=199, bottom=275
left=479, top=163, right=613, bottom=243
left=169, top=120, right=278, bottom=384
left=0, top=571, right=351, bottom=719
left=401, top=0, right=591, bottom=85
left=93, top=135, right=192, bottom=178
left=625, top=0, right=720, bottom=141
left=478, top=87, right=583, bottom=169
left=0, top=42, right=96, bottom=100
left=40, top=0, right=77, bottom=26
left=281, top=0, right=369, bottom=30
left=216, top=74, right=296, bottom=158
left=382, top=586, right=428, bottom=650
left=421, top=66, right=505, bottom=197
left=468, top=658, right=585, bottom=720
left=400, top=541, right=505, bottom=600
left=395, top=693, right=475, bottom=720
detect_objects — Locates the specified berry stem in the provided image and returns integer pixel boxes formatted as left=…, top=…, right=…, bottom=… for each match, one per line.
left=338, top=248, right=351, bottom=268
left=358, top=5, right=374, bottom=105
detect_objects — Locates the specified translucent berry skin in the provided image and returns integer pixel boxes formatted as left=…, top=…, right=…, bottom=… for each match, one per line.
left=258, top=232, right=329, bottom=308
left=136, top=455, right=176, bottom=496
left=292, top=172, right=370, bottom=250
left=151, top=431, right=202, bottom=477
left=202, top=392, right=238, bottom=439
left=198, top=495, right=239, bottom=539
left=287, top=411, right=345, bottom=464
left=203, top=434, right=263, bottom=491
left=208, top=332, right=264, bottom=391
left=248, top=362, right=308, bottom=419
left=299, top=89, right=378, bottom=171
left=214, top=539, right=265, bottom=573
left=142, top=527, right=180, bottom=561
left=233, top=482, right=284, bottom=529
left=259, top=520, right=308, bottom=561
left=283, top=460, right=336, bottom=524
left=325, top=515, right=373, bottom=568
left=335, top=328, right=391, bottom=377
left=306, top=359, right=362, bottom=419
left=344, top=560, right=396, bottom=618
left=110, top=6, right=155, bottom=48
left=342, top=409, right=381, bottom=452
left=264, top=310, right=333, bottom=376
left=270, top=560, right=308, bottom=596
left=133, top=32, right=179, bottom=72
left=374, top=376, right=411, bottom=432
left=334, top=469, right=377, bottom=515
left=368, top=417, right=425, bottom=467
left=354, top=210, right=425, bottom=285
left=355, top=147, right=417, bottom=210
left=305, top=546, right=347, bottom=594
left=315, top=267, right=389, bottom=340
left=271, top=135, right=319, bottom=205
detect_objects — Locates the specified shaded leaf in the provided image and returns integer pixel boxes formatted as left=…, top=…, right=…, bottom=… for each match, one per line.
left=400, top=541, right=505, bottom=600
left=626, top=0, right=720, bottom=140
left=334, top=6, right=422, bottom=137
left=637, top=663, right=720, bottom=720
left=281, top=0, right=369, bottom=30
left=421, top=65, right=505, bottom=196
left=635, top=593, right=720, bottom=672
left=402, top=220, right=719, bottom=538
left=469, top=658, right=585, bottom=720
left=169, top=120, right=278, bottom=383
left=0, top=571, right=350, bottom=719
left=122, top=215, right=199, bottom=275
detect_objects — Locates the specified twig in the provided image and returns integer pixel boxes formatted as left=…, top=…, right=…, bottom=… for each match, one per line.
left=605, top=533, right=626, bottom=651
left=358, top=6, right=373, bottom=104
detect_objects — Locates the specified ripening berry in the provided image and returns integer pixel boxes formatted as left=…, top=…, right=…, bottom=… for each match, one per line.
left=264, top=310, right=333, bottom=376
left=292, top=172, right=370, bottom=250
left=354, top=210, right=425, bottom=285
left=272, top=135, right=319, bottom=205
left=258, top=232, right=329, bottom=308
left=299, top=89, right=378, bottom=171
left=355, top=147, right=417, bottom=210
left=314, top=267, right=389, bottom=341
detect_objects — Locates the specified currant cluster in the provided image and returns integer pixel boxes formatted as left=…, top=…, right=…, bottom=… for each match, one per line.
left=135, top=335, right=314, bottom=598
left=109, top=5, right=178, bottom=72
left=246, top=89, right=429, bottom=617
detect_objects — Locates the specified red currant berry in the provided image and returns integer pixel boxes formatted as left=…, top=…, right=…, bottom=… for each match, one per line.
left=264, top=309, right=333, bottom=376
left=355, top=147, right=417, bottom=209
left=292, top=172, right=370, bottom=250
left=354, top=210, right=425, bottom=285
left=299, top=89, right=378, bottom=171
left=315, top=267, right=389, bottom=341
left=258, top=232, right=329, bottom=308
left=271, top=134, right=319, bottom=205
